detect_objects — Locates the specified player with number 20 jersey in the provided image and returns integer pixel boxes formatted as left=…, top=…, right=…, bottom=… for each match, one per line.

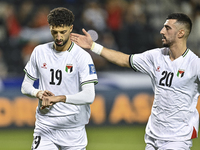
left=130, top=47, right=200, bottom=141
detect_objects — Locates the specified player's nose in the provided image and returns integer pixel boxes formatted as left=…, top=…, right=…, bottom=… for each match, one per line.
left=160, top=27, right=165, bottom=35
left=56, top=33, right=62, bottom=40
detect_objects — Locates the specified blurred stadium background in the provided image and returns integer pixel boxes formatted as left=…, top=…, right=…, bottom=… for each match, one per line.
left=0, top=0, right=200, bottom=149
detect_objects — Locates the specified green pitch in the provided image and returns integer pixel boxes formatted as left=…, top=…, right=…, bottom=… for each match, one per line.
left=0, top=125, right=199, bottom=150
left=86, top=125, right=146, bottom=150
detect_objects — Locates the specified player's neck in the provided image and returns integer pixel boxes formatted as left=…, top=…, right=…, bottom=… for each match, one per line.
left=169, top=42, right=187, bottom=61
left=54, top=40, right=72, bottom=52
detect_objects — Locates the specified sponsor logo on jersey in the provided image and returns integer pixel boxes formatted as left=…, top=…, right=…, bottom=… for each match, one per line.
left=156, top=66, right=160, bottom=72
left=41, top=63, right=47, bottom=69
left=66, top=64, right=73, bottom=73
left=89, top=64, right=96, bottom=74
left=177, top=69, right=185, bottom=78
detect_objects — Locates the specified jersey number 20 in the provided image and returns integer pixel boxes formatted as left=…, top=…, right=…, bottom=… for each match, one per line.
left=159, top=71, right=174, bottom=87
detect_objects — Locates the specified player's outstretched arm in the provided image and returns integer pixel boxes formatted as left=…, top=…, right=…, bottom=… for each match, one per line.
left=70, top=28, right=93, bottom=49
left=70, top=29, right=131, bottom=68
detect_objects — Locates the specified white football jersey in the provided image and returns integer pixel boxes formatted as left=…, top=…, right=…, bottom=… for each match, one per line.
left=130, top=47, right=200, bottom=141
left=24, top=42, right=98, bottom=128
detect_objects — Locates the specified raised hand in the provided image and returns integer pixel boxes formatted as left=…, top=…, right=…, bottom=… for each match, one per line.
left=70, top=28, right=93, bottom=49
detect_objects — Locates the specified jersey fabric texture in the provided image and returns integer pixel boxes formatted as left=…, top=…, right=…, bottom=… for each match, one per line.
left=32, top=126, right=87, bottom=150
left=129, top=47, right=200, bottom=141
left=145, top=134, right=192, bottom=150
left=24, top=42, right=98, bottom=129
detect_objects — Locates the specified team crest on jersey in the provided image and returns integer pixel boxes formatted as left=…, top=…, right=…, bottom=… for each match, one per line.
left=177, top=69, right=185, bottom=78
left=66, top=64, right=73, bottom=73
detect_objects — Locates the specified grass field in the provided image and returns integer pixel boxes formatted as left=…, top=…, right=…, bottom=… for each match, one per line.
left=0, top=125, right=199, bottom=150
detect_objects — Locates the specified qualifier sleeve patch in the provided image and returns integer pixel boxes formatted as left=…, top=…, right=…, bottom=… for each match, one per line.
left=89, top=64, right=96, bottom=74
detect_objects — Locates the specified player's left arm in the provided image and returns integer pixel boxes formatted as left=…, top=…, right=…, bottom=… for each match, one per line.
left=41, top=83, right=95, bottom=109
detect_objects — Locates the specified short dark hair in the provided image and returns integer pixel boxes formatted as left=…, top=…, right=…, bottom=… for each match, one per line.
left=47, top=7, right=75, bottom=27
left=167, top=13, right=192, bottom=37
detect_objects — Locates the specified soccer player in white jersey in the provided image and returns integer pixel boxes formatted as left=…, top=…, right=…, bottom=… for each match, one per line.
left=70, top=13, right=200, bottom=149
left=21, top=7, right=98, bottom=150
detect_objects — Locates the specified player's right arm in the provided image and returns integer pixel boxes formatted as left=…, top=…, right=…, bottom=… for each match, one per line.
left=70, top=29, right=131, bottom=68
left=21, top=74, right=54, bottom=99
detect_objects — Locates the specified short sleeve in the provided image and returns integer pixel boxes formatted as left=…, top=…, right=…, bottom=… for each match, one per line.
left=129, top=50, right=155, bottom=75
left=24, top=48, right=39, bottom=80
left=77, top=52, right=98, bottom=86
left=196, top=58, right=200, bottom=82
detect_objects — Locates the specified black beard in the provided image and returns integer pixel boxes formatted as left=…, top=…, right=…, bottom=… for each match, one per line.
left=55, top=40, right=68, bottom=47
left=162, top=43, right=170, bottom=47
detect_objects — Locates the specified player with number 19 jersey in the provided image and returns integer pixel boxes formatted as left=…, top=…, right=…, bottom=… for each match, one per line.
left=130, top=47, right=200, bottom=141
left=24, top=41, right=98, bottom=129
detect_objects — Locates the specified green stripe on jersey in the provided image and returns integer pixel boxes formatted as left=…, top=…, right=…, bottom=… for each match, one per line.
left=24, top=69, right=37, bottom=80
left=68, top=42, right=74, bottom=52
left=81, top=80, right=98, bottom=86
left=182, top=49, right=189, bottom=57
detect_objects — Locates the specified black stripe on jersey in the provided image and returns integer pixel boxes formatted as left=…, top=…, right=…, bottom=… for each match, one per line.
left=182, top=48, right=189, bottom=57
left=129, top=54, right=137, bottom=72
left=24, top=69, right=38, bottom=80
left=81, top=79, right=98, bottom=86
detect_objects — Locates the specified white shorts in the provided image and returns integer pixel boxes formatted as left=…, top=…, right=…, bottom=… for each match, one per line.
left=31, top=125, right=87, bottom=150
left=145, top=134, right=193, bottom=150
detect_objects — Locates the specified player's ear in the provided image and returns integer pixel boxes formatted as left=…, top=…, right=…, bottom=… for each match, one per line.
left=178, top=29, right=185, bottom=38
left=49, top=25, right=52, bottom=30
left=70, top=25, right=73, bottom=33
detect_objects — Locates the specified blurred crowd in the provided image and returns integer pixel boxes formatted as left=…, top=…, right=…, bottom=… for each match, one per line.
left=0, top=0, right=200, bottom=77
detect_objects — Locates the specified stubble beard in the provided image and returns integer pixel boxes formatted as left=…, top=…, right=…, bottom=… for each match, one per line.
left=55, top=39, right=68, bottom=47
left=162, top=43, right=170, bottom=47
left=162, top=38, right=172, bottom=48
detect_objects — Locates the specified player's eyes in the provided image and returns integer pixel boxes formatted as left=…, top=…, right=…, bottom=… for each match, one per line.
left=51, top=31, right=57, bottom=34
left=51, top=30, right=67, bottom=35
left=60, top=31, right=67, bottom=34
left=165, top=26, right=170, bottom=30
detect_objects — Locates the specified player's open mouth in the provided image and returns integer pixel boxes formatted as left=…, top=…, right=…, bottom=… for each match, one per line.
left=162, top=35, right=166, bottom=39
left=56, top=41, right=63, bottom=44
left=55, top=40, right=64, bottom=46
left=161, top=36, right=166, bottom=42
